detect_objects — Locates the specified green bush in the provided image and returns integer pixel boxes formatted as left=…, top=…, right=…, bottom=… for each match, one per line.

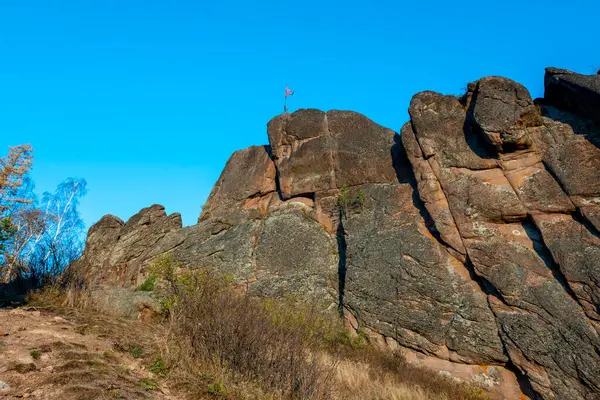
left=30, top=349, right=41, bottom=360
left=336, top=185, right=365, bottom=219
left=149, top=355, right=166, bottom=374
left=139, top=378, right=158, bottom=391
left=128, top=344, right=143, bottom=358
left=136, top=275, right=156, bottom=291
left=207, top=381, right=228, bottom=397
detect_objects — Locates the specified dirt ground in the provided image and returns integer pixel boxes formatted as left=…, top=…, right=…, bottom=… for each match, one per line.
left=0, top=306, right=179, bottom=400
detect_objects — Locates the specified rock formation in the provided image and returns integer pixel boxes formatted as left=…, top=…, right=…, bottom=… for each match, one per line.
left=70, top=67, right=600, bottom=400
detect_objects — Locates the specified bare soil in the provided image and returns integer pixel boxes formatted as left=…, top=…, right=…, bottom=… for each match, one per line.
left=0, top=307, right=178, bottom=400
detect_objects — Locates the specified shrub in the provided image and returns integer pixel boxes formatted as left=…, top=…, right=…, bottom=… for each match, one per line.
left=136, top=275, right=156, bottom=291
left=149, top=355, right=166, bottom=374
left=151, top=255, right=334, bottom=399
left=207, top=381, right=228, bottom=397
left=139, top=378, right=158, bottom=391
left=30, top=349, right=41, bottom=360
left=128, top=344, right=144, bottom=359
left=336, top=185, right=365, bottom=219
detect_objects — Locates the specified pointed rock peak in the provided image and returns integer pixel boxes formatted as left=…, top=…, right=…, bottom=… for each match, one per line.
left=121, top=204, right=182, bottom=233
left=199, top=145, right=276, bottom=222
left=87, top=214, right=124, bottom=236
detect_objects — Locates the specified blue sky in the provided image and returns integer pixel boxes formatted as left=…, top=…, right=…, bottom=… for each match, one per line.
left=1, top=0, right=598, bottom=228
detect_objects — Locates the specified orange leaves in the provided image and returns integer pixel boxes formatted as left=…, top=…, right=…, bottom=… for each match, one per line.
left=0, top=144, right=34, bottom=212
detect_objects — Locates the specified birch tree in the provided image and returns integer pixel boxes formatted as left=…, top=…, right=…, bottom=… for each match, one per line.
left=3, top=178, right=87, bottom=284
left=0, top=145, right=87, bottom=284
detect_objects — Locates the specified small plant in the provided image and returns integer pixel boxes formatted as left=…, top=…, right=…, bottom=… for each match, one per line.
left=149, top=355, right=166, bottom=374
left=353, top=189, right=365, bottom=213
left=139, top=378, right=158, bottom=391
left=351, top=329, right=368, bottom=349
left=207, top=380, right=228, bottom=397
left=128, top=344, right=143, bottom=358
left=102, top=350, right=117, bottom=361
left=30, top=349, right=41, bottom=360
left=136, top=275, right=156, bottom=292
left=337, top=184, right=350, bottom=219
left=336, top=185, right=366, bottom=219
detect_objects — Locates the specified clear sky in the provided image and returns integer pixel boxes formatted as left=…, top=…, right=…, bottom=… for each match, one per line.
left=1, top=0, right=598, bottom=229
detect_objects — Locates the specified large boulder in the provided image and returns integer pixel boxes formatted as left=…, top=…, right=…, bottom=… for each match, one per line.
left=544, top=67, right=600, bottom=125
left=405, top=82, right=600, bottom=400
left=469, top=76, right=541, bottom=151
left=344, top=183, right=506, bottom=364
left=71, top=205, right=181, bottom=287
left=71, top=67, right=600, bottom=399
left=267, top=109, right=398, bottom=199
left=199, top=145, right=276, bottom=223
left=69, top=214, right=123, bottom=283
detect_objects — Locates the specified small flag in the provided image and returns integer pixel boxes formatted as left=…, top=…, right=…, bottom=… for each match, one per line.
left=285, top=85, right=294, bottom=97
left=284, top=84, right=295, bottom=113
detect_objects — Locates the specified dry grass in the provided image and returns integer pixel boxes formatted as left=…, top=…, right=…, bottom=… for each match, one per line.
left=329, top=354, right=484, bottom=400
left=28, top=255, right=487, bottom=400
left=324, top=337, right=485, bottom=400
left=149, top=255, right=485, bottom=400
left=335, top=357, right=438, bottom=400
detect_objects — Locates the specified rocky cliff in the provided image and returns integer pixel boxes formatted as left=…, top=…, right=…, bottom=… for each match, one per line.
left=71, top=67, right=600, bottom=400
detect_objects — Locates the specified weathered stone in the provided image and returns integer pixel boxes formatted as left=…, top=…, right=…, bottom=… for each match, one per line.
left=68, top=214, right=123, bottom=283
left=267, top=110, right=335, bottom=197
left=409, top=92, right=527, bottom=227
left=491, top=297, right=600, bottom=400
left=344, top=183, right=505, bottom=365
left=545, top=67, right=600, bottom=125
left=408, top=91, right=498, bottom=171
left=533, top=213, right=600, bottom=320
left=106, top=205, right=182, bottom=286
left=400, top=346, right=526, bottom=399
left=579, top=201, right=600, bottom=232
left=532, top=110, right=600, bottom=198
left=171, top=220, right=263, bottom=283
left=70, top=205, right=181, bottom=288
left=407, top=88, right=600, bottom=400
left=470, top=76, right=541, bottom=151
left=267, top=109, right=398, bottom=198
left=251, top=206, right=338, bottom=308
left=401, top=123, right=466, bottom=257
left=529, top=106, right=600, bottom=237
left=89, top=285, right=161, bottom=320
left=199, top=145, right=276, bottom=223
left=499, top=151, right=575, bottom=215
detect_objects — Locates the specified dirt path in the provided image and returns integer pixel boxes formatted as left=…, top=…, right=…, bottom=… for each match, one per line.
left=0, top=307, right=179, bottom=400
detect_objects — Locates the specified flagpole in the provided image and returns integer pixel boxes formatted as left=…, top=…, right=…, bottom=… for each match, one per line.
left=284, top=84, right=287, bottom=113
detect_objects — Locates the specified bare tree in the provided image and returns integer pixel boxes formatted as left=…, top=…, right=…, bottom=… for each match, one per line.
left=2, top=178, right=87, bottom=284
left=33, top=178, right=87, bottom=282
left=0, top=144, right=87, bottom=285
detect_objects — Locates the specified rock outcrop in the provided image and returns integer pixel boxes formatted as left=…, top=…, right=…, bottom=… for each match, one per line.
left=71, top=67, right=600, bottom=400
